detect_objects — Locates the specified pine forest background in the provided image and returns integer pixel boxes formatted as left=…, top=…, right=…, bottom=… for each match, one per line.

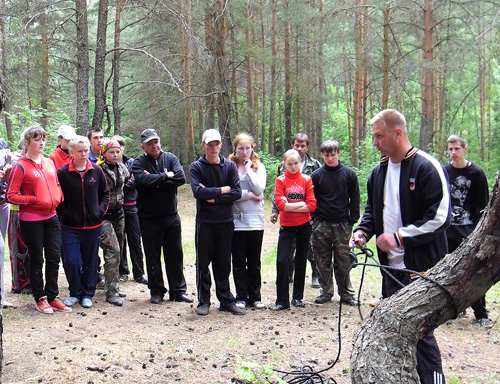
left=1, top=0, right=499, bottom=199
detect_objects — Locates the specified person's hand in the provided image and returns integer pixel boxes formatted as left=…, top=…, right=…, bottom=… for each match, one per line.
left=270, top=212, right=278, bottom=224
left=376, top=232, right=397, bottom=252
left=3, top=163, right=12, bottom=179
left=349, top=231, right=366, bottom=248
left=248, top=192, right=264, bottom=202
left=244, top=159, right=252, bottom=172
left=221, top=186, right=231, bottom=194
left=165, top=171, right=174, bottom=178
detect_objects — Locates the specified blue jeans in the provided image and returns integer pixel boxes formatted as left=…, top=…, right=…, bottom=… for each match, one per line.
left=20, top=216, right=61, bottom=302
left=61, top=226, right=102, bottom=300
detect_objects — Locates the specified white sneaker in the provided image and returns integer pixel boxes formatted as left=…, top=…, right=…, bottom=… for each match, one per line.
left=252, top=301, right=266, bottom=309
left=2, top=300, right=13, bottom=308
left=235, top=300, right=246, bottom=309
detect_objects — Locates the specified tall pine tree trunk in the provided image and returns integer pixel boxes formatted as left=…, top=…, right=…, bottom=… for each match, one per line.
left=245, top=1, right=255, bottom=138
left=353, top=0, right=367, bottom=168
left=179, top=0, right=195, bottom=167
left=284, top=0, right=292, bottom=148
left=268, top=0, right=278, bottom=156
left=75, top=0, right=90, bottom=134
left=419, top=0, right=434, bottom=151
left=0, top=0, right=12, bottom=141
left=40, top=8, right=48, bottom=128
left=92, top=0, right=108, bottom=131
left=259, top=0, right=266, bottom=152
left=112, top=0, right=123, bottom=135
left=382, top=6, right=390, bottom=110
left=204, top=5, right=216, bottom=129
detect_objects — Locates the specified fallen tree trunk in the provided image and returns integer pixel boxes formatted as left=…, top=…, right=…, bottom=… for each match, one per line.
left=351, top=172, right=500, bottom=383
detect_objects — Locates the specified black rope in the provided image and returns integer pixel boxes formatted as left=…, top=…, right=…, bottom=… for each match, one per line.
left=272, top=244, right=460, bottom=383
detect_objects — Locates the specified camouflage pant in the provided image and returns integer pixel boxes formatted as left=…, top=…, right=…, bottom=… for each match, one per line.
left=100, top=219, right=124, bottom=298
left=310, top=219, right=355, bottom=300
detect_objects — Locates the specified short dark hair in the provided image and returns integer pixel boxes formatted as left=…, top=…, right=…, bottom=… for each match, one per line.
left=370, top=109, right=407, bottom=133
left=320, top=140, right=341, bottom=154
left=447, top=134, right=466, bottom=148
left=292, top=133, right=309, bottom=146
left=87, top=127, right=103, bottom=140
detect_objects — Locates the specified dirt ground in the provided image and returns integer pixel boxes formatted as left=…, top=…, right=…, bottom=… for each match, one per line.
left=2, top=185, right=500, bottom=384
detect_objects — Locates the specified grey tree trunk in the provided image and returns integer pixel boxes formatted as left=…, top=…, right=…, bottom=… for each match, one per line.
left=91, top=0, right=108, bottom=131
left=351, top=172, right=500, bottom=383
left=75, top=0, right=90, bottom=134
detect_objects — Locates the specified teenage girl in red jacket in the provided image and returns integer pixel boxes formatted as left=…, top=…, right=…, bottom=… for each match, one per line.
left=270, top=149, right=316, bottom=311
left=6, top=126, right=70, bottom=314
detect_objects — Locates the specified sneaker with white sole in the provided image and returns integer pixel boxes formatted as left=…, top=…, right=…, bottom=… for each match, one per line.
left=235, top=300, right=246, bottom=309
left=36, top=296, right=54, bottom=314
left=252, top=301, right=266, bottom=309
left=64, top=296, right=79, bottom=307
left=49, top=296, right=72, bottom=312
left=81, top=298, right=93, bottom=308
left=474, top=318, right=494, bottom=328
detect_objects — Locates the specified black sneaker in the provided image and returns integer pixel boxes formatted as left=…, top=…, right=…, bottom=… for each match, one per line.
left=134, top=275, right=148, bottom=285
left=150, top=295, right=164, bottom=304
left=220, top=304, right=245, bottom=315
left=196, top=304, right=210, bottom=316
left=119, top=274, right=128, bottom=282
left=106, top=296, right=123, bottom=306
left=291, top=299, right=305, bottom=308
left=314, top=295, right=331, bottom=304
left=341, top=298, right=360, bottom=306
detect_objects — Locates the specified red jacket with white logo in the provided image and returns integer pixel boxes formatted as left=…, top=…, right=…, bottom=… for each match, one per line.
left=6, top=156, right=62, bottom=217
left=274, top=169, right=316, bottom=227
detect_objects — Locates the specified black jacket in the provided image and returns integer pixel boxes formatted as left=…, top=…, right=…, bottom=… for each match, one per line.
left=355, top=147, right=451, bottom=272
left=190, top=155, right=241, bottom=224
left=57, top=160, right=110, bottom=229
left=311, top=162, right=360, bottom=224
left=132, top=151, right=185, bottom=219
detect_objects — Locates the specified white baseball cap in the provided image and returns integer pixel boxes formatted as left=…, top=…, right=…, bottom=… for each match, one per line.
left=57, top=124, right=77, bottom=140
left=202, top=129, right=222, bottom=144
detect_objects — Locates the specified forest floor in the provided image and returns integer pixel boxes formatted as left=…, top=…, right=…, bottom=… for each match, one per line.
left=2, top=185, right=500, bottom=384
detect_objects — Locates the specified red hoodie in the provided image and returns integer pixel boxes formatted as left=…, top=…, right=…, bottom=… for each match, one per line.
left=6, top=156, right=62, bottom=220
left=274, top=169, right=316, bottom=227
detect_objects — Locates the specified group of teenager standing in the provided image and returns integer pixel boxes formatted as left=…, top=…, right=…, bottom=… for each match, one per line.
left=0, top=108, right=493, bottom=383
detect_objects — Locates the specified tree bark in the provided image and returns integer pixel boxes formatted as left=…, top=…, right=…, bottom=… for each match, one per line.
left=0, top=0, right=12, bottom=141
left=180, top=0, right=195, bottom=165
left=112, top=0, right=124, bottom=135
left=284, top=0, right=292, bottom=148
left=477, top=3, right=486, bottom=161
left=245, top=1, right=255, bottom=138
left=259, top=0, right=266, bottom=152
left=353, top=0, right=367, bottom=168
left=419, top=0, right=434, bottom=151
left=75, top=0, right=90, bottom=134
left=381, top=6, right=390, bottom=110
left=91, top=0, right=108, bottom=131
left=204, top=4, right=216, bottom=129
left=40, top=8, right=49, bottom=128
left=268, top=0, right=278, bottom=156
left=351, top=173, right=500, bottom=383
left=213, top=0, right=232, bottom=154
